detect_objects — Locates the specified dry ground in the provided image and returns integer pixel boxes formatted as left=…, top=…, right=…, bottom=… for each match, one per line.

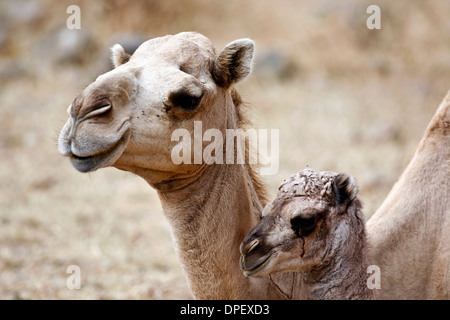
left=0, top=0, right=449, bottom=299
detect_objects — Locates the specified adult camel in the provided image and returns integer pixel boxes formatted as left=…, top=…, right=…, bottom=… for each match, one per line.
left=58, top=32, right=298, bottom=299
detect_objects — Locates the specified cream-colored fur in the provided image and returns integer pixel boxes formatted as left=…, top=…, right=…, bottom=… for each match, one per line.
left=366, top=91, right=450, bottom=299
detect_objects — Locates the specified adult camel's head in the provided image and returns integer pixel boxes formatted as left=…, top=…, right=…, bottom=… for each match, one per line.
left=58, top=32, right=254, bottom=187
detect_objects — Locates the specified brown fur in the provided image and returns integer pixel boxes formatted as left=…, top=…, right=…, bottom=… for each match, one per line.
left=241, top=169, right=374, bottom=300
left=231, top=87, right=269, bottom=206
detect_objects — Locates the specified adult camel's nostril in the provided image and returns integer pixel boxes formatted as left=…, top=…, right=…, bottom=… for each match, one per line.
left=78, top=104, right=112, bottom=122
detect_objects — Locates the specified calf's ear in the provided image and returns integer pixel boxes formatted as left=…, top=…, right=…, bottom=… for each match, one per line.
left=332, top=173, right=359, bottom=206
left=212, top=39, right=254, bottom=88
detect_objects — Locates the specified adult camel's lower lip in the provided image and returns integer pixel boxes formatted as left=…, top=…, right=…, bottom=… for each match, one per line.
left=70, top=153, right=105, bottom=173
left=69, top=129, right=130, bottom=173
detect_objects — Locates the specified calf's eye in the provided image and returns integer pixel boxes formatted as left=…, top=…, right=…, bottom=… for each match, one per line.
left=290, top=216, right=317, bottom=237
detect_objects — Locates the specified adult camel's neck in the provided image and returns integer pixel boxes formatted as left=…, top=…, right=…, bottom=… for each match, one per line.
left=153, top=163, right=284, bottom=299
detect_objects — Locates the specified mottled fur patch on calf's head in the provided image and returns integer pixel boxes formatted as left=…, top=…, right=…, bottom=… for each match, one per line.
left=277, top=168, right=358, bottom=206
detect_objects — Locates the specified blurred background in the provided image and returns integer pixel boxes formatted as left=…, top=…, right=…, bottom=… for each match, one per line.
left=0, top=0, right=448, bottom=299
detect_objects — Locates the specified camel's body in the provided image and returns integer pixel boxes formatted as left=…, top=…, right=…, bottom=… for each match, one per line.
left=367, top=92, right=450, bottom=299
left=240, top=169, right=373, bottom=300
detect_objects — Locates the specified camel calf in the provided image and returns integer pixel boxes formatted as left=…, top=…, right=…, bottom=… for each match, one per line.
left=240, top=168, right=373, bottom=300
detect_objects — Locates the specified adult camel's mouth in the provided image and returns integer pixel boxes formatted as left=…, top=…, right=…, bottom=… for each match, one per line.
left=69, top=126, right=131, bottom=173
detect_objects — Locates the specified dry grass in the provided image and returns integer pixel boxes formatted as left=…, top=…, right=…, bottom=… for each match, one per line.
left=0, top=0, right=449, bottom=299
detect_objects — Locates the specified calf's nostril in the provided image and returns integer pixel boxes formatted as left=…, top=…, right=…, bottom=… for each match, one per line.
left=243, top=239, right=260, bottom=255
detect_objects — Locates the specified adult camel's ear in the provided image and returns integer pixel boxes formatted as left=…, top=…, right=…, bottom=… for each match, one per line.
left=212, top=39, right=254, bottom=88
left=111, top=44, right=131, bottom=68
left=332, top=173, right=359, bottom=207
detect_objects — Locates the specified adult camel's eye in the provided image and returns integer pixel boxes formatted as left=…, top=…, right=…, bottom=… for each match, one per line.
left=290, top=216, right=317, bottom=237
left=168, top=89, right=204, bottom=111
